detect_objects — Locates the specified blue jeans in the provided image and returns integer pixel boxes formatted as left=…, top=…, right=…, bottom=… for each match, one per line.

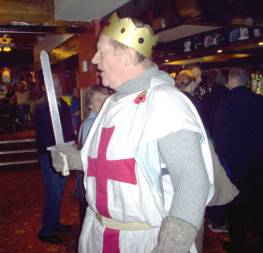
left=38, top=153, right=68, bottom=235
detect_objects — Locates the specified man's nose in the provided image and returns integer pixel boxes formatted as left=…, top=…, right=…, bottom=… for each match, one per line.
left=91, top=52, right=99, bottom=64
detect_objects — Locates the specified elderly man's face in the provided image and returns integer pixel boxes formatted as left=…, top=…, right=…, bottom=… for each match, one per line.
left=92, top=35, right=126, bottom=89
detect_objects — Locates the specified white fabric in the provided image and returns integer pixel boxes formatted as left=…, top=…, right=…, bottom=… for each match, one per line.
left=79, top=78, right=214, bottom=253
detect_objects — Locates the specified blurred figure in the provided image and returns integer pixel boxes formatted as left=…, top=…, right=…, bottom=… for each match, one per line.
left=186, top=63, right=202, bottom=90
left=70, top=87, right=81, bottom=136
left=34, top=73, right=75, bottom=244
left=78, top=86, right=109, bottom=145
left=73, top=85, right=109, bottom=238
left=14, top=81, right=31, bottom=127
left=175, top=69, right=203, bottom=116
left=202, top=70, right=229, bottom=136
left=0, top=84, right=16, bottom=117
left=176, top=68, right=237, bottom=251
left=0, top=84, right=17, bottom=133
left=213, top=68, right=263, bottom=253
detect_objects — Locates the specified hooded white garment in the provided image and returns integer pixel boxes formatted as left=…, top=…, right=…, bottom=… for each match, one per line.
left=79, top=73, right=214, bottom=253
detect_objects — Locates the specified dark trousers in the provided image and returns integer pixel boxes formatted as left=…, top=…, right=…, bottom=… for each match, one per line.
left=227, top=193, right=249, bottom=253
left=16, top=104, right=30, bottom=125
left=38, top=153, right=68, bottom=235
left=73, top=171, right=88, bottom=227
left=207, top=203, right=230, bottom=226
left=227, top=161, right=263, bottom=253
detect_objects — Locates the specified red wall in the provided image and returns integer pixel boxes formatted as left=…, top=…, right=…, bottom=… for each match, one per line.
left=78, top=29, right=98, bottom=88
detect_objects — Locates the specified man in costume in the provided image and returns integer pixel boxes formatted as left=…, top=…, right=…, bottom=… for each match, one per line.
left=51, top=13, right=214, bottom=253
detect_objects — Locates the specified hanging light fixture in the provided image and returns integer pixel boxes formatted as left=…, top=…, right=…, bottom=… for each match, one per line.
left=0, top=34, right=14, bottom=52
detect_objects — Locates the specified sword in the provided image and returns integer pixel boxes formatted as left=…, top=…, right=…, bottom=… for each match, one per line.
left=40, top=50, right=64, bottom=144
left=40, top=50, right=69, bottom=176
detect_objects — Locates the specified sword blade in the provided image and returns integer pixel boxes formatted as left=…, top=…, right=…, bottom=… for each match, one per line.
left=40, top=50, right=64, bottom=144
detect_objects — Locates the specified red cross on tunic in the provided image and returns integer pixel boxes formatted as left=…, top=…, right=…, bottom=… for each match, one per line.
left=88, top=126, right=137, bottom=218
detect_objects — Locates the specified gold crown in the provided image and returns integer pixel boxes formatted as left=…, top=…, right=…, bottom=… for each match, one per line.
left=102, top=13, right=159, bottom=58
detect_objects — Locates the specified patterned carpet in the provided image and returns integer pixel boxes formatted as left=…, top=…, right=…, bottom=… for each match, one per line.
left=0, top=129, right=229, bottom=253
left=0, top=128, right=36, bottom=141
left=0, top=166, right=80, bottom=253
left=0, top=165, right=230, bottom=253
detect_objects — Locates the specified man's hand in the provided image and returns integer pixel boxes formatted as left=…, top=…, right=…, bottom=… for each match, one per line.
left=151, top=216, right=197, bottom=253
left=48, top=141, right=82, bottom=173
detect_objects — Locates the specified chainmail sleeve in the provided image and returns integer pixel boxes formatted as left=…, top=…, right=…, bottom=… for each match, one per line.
left=157, top=129, right=209, bottom=230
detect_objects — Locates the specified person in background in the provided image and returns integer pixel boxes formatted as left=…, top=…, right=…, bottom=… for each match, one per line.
left=34, top=73, right=75, bottom=244
left=14, top=81, right=31, bottom=127
left=175, top=67, right=238, bottom=252
left=51, top=13, right=214, bottom=253
left=200, top=70, right=231, bottom=233
left=175, top=69, right=203, bottom=116
left=0, top=84, right=16, bottom=118
left=202, top=70, right=229, bottom=137
left=213, top=68, right=263, bottom=253
left=73, top=85, right=109, bottom=239
left=186, top=63, right=202, bottom=91
left=78, top=85, right=109, bottom=145
left=70, top=87, right=81, bottom=136
left=175, top=68, right=207, bottom=253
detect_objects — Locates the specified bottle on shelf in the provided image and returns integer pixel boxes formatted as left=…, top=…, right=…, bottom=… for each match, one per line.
left=250, top=71, right=263, bottom=95
left=251, top=72, right=258, bottom=93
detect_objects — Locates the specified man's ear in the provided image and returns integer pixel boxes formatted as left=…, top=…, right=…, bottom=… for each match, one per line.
left=123, top=48, right=137, bottom=66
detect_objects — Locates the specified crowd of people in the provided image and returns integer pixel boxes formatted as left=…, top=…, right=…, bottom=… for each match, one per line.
left=0, top=76, right=42, bottom=132
left=175, top=65, right=263, bottom=253
left=3, top=12, right=262, bottom=253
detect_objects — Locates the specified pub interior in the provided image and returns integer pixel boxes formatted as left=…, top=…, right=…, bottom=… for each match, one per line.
left=0, top=0, right=263, bottom=253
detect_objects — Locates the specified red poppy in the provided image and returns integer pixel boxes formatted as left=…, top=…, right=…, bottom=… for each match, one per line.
left=134, top=90, right=147, bottom=104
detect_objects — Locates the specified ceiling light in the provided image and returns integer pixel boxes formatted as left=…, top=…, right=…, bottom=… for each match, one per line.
left=163, top=53, right=250, bottom=65
left=0, top=34, right=12, bottom=45
left=258, top=42, right=263, bottom=46
left=217, top=49, right=223, bottom=53
left=3, top=47, right=11, bottom=52
left=0, top=34, right=14, bottom=52
left=165, top=59, right=169, bottom=63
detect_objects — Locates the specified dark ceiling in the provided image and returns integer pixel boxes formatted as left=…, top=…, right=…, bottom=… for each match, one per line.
left=0, top=0, right=263, bottom=69
left=2, top=0, right=263, bottom=50
left=116, top=0, right=263, bottom=70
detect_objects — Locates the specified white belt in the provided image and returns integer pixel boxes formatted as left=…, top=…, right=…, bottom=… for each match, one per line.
left=96, top=213, right=152, bottom=231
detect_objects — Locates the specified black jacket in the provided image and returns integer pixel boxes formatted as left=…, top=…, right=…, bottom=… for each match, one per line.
left=213, top=86, right=263, bottom=165
left=34, top=97, right=74, bottom=154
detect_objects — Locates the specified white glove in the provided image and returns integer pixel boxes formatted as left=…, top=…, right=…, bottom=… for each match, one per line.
left=151, top=216, right=197, bottom=253
left=48, top=141, right=82, bottom=175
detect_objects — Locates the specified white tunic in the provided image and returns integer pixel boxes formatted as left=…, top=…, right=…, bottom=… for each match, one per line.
left=79, top=78, right=214, bottom=253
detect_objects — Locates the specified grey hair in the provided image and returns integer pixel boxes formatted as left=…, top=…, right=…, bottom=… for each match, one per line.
left=229, top=68, right=249, bottom=86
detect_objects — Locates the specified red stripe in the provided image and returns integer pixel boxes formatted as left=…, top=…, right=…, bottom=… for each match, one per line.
left=102, top=228, right=120, bottom=253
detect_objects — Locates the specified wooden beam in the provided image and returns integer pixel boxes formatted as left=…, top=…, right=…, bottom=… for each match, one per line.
left=0, top=0, right=54, bottom=24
